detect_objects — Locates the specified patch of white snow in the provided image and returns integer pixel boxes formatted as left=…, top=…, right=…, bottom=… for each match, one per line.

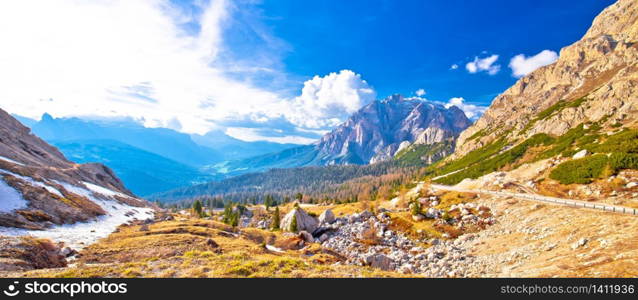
left=0, top=178, right=28, bottom=212
left=0, top=182, right=154, bottom=249
left=0, top=156, right=24, bottom=166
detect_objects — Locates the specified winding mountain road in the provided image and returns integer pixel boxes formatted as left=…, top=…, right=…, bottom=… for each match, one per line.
left=430, top=184, right=638, bottom=216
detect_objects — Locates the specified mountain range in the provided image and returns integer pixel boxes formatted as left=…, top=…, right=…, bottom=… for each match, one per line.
left=212, top=95, right=471, bottom=176
left=13, top=115, right=299, bottom=195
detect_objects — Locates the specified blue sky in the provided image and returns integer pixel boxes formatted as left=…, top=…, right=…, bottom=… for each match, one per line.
left=224, top=0, right=615, bottom=104
left=0, top=0, right=616, bottom=143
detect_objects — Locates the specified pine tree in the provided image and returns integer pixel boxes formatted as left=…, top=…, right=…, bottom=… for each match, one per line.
left=272, top=206, right=280, bottom=230
left=289, top=213, right=298, bottom=232
left=192, top=199, right=203, bottom=218
left=222, top=202, right=233, bottom=224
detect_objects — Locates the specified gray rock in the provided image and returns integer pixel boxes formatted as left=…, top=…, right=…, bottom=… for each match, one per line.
left=364, top=253, right=394, bottom=271
left=572, top=149, right=589, bottom=159
left=298, top=231, right=315, bottom=243
left=318, top=209, right=336, bottom=224
left=280, top=208, right=319, bottom=233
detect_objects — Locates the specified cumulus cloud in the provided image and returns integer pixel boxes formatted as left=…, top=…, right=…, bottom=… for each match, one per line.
left=0, top=0, right=295, bottom=135
left=450, top=64, right=459, bottom=70
left=415, top=89, right=426, bottom=97
left=0, top=1, right=380, bottom=144
left=466, top=55, right=500, bottom=75
left=286, top=70, right=376, bottom=129
left=225, top=127, right=318, bottom=144
left=443, top=97, right=487, bottom=120
left=509, top=50, right=558, bottom=78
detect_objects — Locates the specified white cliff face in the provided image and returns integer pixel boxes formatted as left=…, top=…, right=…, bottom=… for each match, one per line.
left=453, top=0, right=638, bottom=158
left=316, top=95, right=471, bottom=165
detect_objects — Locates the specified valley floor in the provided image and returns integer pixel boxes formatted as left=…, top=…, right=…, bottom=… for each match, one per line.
left=2, top=182, right=638, bottom=278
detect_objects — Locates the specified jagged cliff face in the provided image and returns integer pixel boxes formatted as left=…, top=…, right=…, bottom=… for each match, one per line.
left=454, top=0, right=638, bottom=158
left=316, top=95, right=471, bottom=164
left=0, top=108, right=152, bottom=230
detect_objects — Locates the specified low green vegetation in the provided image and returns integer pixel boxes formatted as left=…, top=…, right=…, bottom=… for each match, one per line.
left=394, top=141, right=453, bottom=166
left=550, top=129, right=638, bottom=184
left=549, top=154, right=610, bottom=184
left=536, top=124, right=600, bottom=160
left=435, top=138, right=509, bottom=176
left=435, top=134, right=554, bottom=185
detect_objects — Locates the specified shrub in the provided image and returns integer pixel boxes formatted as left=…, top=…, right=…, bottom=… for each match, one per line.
left=289, top=214, right=298, bottom=232
left=609, top=152, right=638, bottom=171
left=271, top=207, right=280, bottom=230
left=192, top=200, right=203, bottom=218
left=549, top=154, right=609, bottom=184
left=410, top=200, right=421, bottom=216
left=587, top=129, right=638, bottom=154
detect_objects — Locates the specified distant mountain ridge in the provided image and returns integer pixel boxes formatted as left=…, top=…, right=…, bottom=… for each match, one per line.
left=52, top=139, right=219, bottom=196
left=215, top=95, right=471, bottom=176
left=13, top=115, right=300, bottom=195
left=29, top=114, right=220, bottom=167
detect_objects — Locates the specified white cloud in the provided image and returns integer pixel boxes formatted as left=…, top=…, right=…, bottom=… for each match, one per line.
left=466, top=54, right=500, bottom=75
left=285, top=70, right=376, bottom=129
left=450, top=64, right=459, bottom=70
left=0, top=1, right=380, bottom=144
left=509, top=50, right=558, bottom=78
left=443, top=97, right=487, bottom=120
left=415, top=89, right=426, bottom=97
left=225, top=127, right=317, bottom=144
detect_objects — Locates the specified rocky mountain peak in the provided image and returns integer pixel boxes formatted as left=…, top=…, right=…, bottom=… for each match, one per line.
left=316, top=95, right=471, bottom=164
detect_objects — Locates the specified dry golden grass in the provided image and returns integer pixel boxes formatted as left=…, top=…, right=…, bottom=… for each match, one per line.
left=4, top=217, right=413, bottom=278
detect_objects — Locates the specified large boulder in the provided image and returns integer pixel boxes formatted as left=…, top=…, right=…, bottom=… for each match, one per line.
left=280, top=208, right=318, bottom=233
left=364, top=253, right=394, bottom=271
left=318, top=209, right=335, bottom=224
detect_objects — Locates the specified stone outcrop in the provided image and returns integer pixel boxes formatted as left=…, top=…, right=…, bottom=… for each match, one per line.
left=453, top=0, right=638, bottom=159
left=318, top=209, right=336, bottom=224
left=280, top=207, right=319, bottom=233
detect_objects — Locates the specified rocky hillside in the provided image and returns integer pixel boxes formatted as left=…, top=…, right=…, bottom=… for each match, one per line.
left=454, top=0, right=638, bottom=159
left=0, top=108, right=154, bottom=232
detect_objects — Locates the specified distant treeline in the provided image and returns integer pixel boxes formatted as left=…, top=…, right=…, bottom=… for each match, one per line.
left=150, top=143, right=449, bottom=209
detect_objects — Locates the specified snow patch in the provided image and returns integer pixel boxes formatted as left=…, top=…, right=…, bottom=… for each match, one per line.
left=0, top=181, right=154, bottom=249
left=0, top=178, right=28, bottom=212
left=0, top=156, right=24, bottom=166
left=82, top=181, right=128, bottom=198
left=0, top=169, right=63, bottom=197
left=265, top=244, right=284, bottom=253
